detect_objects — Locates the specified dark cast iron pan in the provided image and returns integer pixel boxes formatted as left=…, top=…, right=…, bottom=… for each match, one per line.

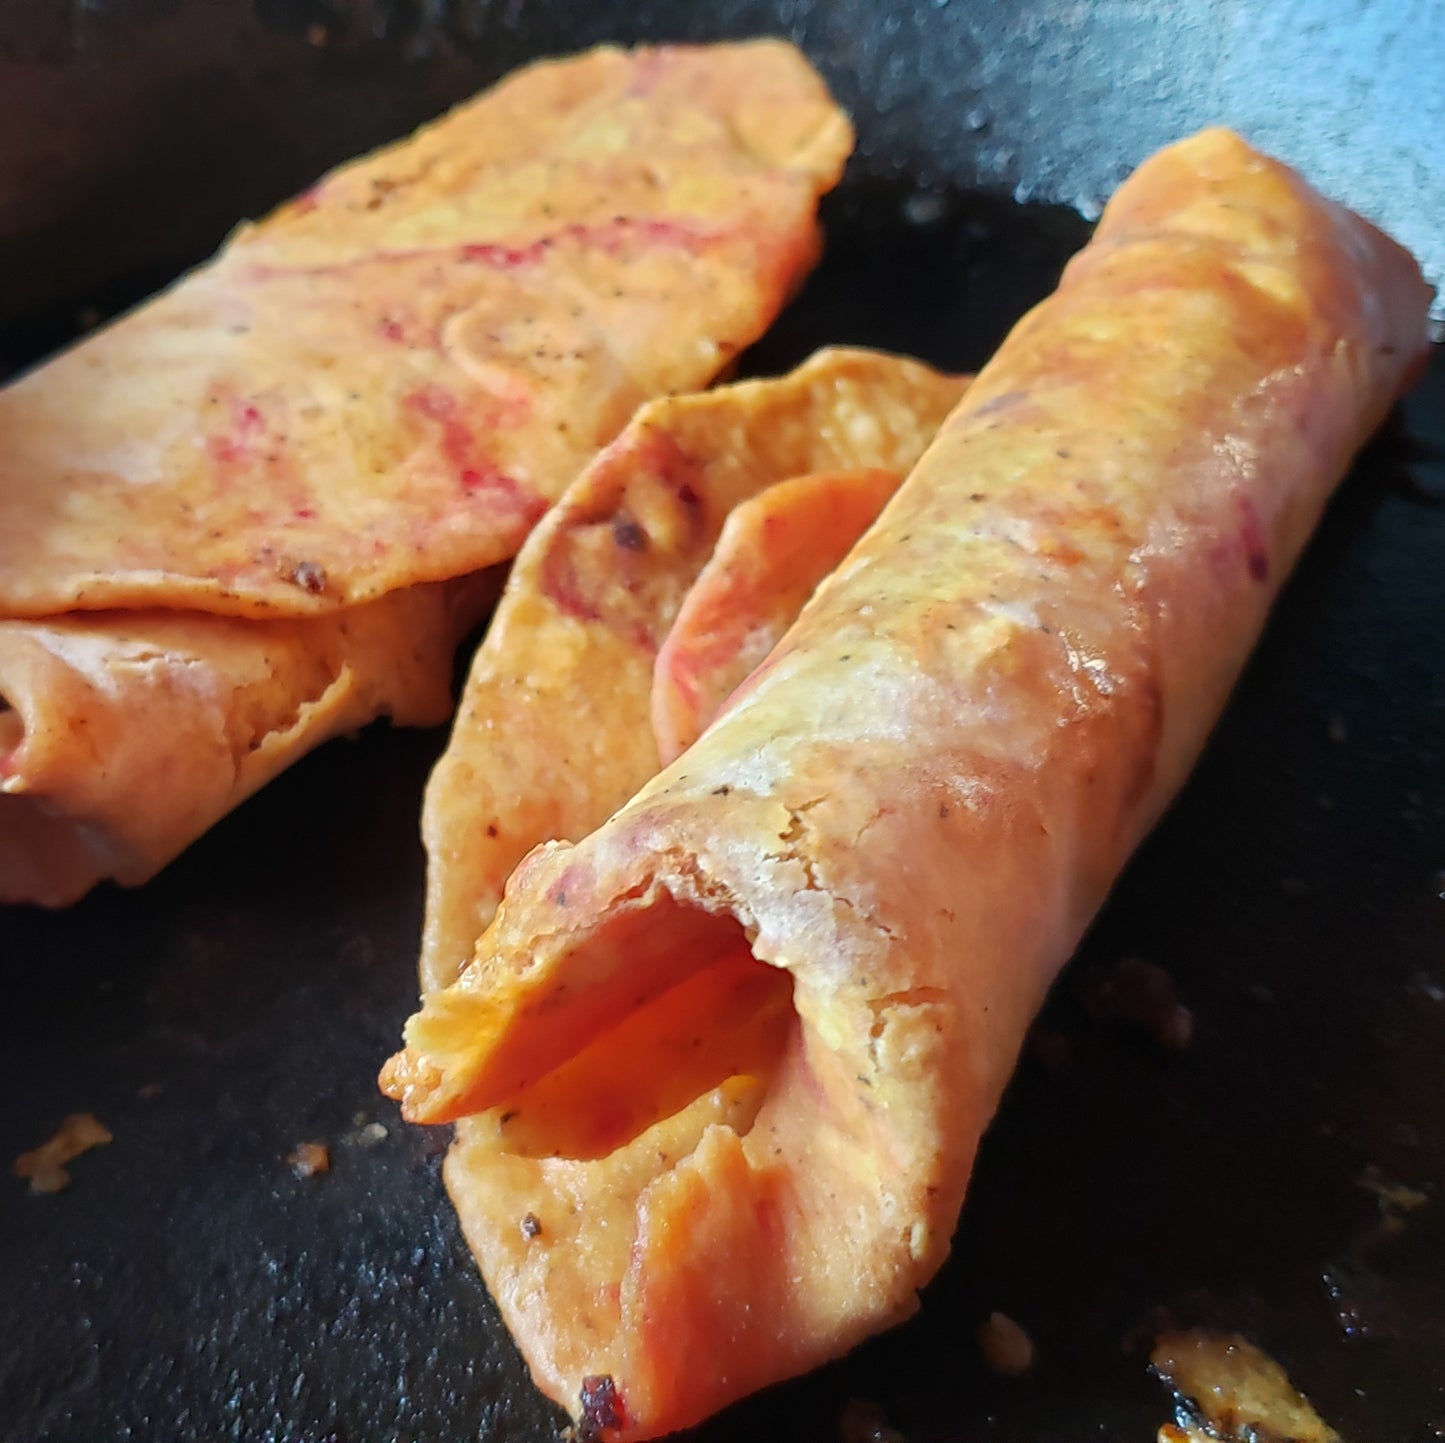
left=2, top=3, right=1443, bottom=1440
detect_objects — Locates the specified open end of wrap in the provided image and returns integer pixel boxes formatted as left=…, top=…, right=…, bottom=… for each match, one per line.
left=385, top=877, right=943, bottom=1440
left=397, top=897, right=797, bottom=1155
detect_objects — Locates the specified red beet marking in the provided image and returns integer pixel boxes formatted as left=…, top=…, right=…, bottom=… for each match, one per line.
left=634, top=426, right=701, bottom=495
left=378, top=316, right=407, bottom=343
left=294, top=506, right=316, bottom=521
left=405, top=385, right=544, bottom=519
left=539, top=542, right=603, bottom=624
left=292, top=187, right=321, bottom=214
left=459, top=216, right=707, bottom=269
left=207, top=395, right=268, bottom=469
left=624, top=46, right=673, bottom=97
left=1236, top=493, right=1270, bottom=582
left=247, top=214, right=722, bottom=282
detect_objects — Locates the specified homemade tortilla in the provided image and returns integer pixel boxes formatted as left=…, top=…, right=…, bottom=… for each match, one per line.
left=419, top=348, right=968, bottom=992
left=0, top=40, right=850, bottom=620
left=0, top=41, right=850, bottom=905
left=384, top=130, right=1432, bottom=1438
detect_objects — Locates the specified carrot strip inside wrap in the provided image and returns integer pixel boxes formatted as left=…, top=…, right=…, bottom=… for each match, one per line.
left=651, top=466, right=905, bottom=764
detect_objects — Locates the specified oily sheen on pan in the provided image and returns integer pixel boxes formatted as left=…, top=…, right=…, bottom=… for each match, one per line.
left=0, top=41, right=851, bottom=905
left=384, top=129, right=1432, bottom=1439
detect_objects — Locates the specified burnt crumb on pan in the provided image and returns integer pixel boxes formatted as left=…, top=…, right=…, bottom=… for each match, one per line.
left=14, top=1113, right=112, bottom=1194
left=1151, top=1329, right=1340, bottom=1442
left=1081, top=955, right=1193, bottom=1053
left=612, top=516, right=647, bottom=551
left=287, top=560, right=329, bottom=594
left=838, top=1396, right=905, bottom=1443
left=575, top=1374, right=624, bottom=1442
left=521, top=1212, right=543, bottom=1240
left=976, top=1311, right=1034, bottom=1376
left=288, top=1141, right=331, bottom=1178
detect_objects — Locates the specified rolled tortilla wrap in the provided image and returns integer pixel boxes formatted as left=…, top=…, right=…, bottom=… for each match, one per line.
left=383, top=130, right=1433, bottom=1439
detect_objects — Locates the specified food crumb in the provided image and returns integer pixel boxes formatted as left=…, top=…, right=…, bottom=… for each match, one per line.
left=1152, top=1329, right=1340, bottom=1442
left=288, top=1141, right=331, bottom=1178
left=15, top=1113, right=113, bottom=1194
left=521, top=1212, right=544, bottom=1239
left=838, top=1396, right=905, bottom=1443
left=976, top=1311, right=1034, bottom=1376
left=1357, top=1162, right=1428, bottom=1217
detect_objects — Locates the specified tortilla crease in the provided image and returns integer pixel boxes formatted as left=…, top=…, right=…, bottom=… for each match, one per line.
left=0, top=40, right=851, bottom=620
left=418, top=348, right=969, bottom=992
left=383, top=130, right=1432, bottom=1440
left=651, top=465, right=906, bottom=765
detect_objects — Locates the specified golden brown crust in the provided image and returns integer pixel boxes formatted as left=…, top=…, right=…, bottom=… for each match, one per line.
left=387, top=130, right=1432, bottom=1438
left=0, top=41, right=850, bottom=621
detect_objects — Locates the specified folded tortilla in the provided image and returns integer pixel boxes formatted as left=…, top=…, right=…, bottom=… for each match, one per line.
left=420, top=348, right=968, bottom=992
left=383, top=129, right=1432, bottom=1439
left=0, top=41, right=851, bottom=904
left=0, top=578, right=495, bottom=907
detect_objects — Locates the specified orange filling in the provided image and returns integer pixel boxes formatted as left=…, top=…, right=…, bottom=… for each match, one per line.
left=481, top=946, right=794, bottom=1160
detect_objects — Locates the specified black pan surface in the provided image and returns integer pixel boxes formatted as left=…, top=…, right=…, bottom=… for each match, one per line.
left=2, top=4, right=1444, bottom=1441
